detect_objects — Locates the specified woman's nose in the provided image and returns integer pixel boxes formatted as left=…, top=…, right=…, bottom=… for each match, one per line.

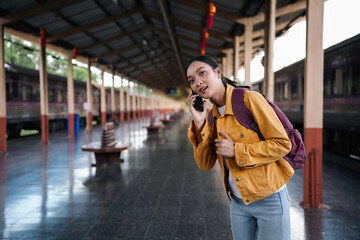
left=195, top=78, right=203, bottom=86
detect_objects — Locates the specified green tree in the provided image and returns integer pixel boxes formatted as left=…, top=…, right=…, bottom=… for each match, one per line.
left=4, top=33, right=113, bottom=83
left=4, top=33, right=39, bottom=69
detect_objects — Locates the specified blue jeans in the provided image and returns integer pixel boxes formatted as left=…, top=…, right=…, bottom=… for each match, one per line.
left=229, top=187, right=290, bottom=240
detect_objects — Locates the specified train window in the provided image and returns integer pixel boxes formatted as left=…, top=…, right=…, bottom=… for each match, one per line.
left=6, top=83, right=9, bottom=101
left=333, top=68, right=344, bottom=96
left=11, top=82, right=19, bottom=99
left=81, top=91, right=85, bottom=103
left=283, top=81, right=288, bottom=100
left=324, top=69, right=334, bottom=97
left=275, top=83, right=282, bottom=101
left=56, top=89, right=62, bottom=103
left=93, top=91, right=99, bottom=104
left=351, top=62, right=360, bottom=96
left=22, top=85, right=32, bottom=102
left=75, top=91, right=80, bottom=103
left=48, top=88, right=55, bottom=102
left=62, top=91, right=67, bottom=102
left=343, top=65, right=352, bottom=96
left=33, top=86, right=40, bottom=102
left=291, top=78, right=298, bottom=99
left=77, top=91, right=84, bottom=103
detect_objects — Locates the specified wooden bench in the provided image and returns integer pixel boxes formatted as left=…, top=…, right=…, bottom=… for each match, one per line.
left=82, top=141, right=131, bottom=167
left=144, top=124, right=163, bottom=133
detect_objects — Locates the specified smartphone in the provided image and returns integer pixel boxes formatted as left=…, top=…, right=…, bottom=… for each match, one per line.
left=192, top=91, right=204, bottom=112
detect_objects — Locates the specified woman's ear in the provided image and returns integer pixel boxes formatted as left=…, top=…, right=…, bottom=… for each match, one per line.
left=216, top=67, right=221, bottom=78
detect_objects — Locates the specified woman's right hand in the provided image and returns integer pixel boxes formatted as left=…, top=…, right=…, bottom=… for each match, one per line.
left=187, top=92, right=207, bottom=129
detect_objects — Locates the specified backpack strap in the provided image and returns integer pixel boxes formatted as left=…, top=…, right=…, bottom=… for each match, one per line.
left=231, top=88, right=265, bottom=140
left=207, top=109, right=214, bottom=127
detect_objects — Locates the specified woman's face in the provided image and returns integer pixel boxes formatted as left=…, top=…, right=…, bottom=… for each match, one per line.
left=187, top=61, right=222, bottom=99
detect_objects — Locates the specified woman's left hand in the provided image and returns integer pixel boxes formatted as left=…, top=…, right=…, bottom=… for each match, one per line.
left=215, top=131, right=235, bottom=158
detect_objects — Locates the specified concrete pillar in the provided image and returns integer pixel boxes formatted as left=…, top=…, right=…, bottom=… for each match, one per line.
left=100, top=71, right=106, bottom=126
left=0, top=26, right=6, bottom=152
left=263, top=0, right=276, bottom=102
left=39, top=30, right=49, bottom=142
left=142, top=97, right=146, bottom=118
left=223, top=49, right=233, bottom=79
left=137, top=96, right=141, bottom=119
left=126, top=88, right=131, bottom=123
left=135, top=95, right=139, bottom=119
left=233, top=36, right=240, bottom=82
left=139, top=87, right=143, bottom=119
left=86, top=58, right=93, bottom=132
left=119, top=77, right=125, bottom=124
left=244, top=23, right=253, bottom=87
left=301, top=0, right=326, bottom=209
left=67, top=57, right=75, bottom=137
left=111, top=73, right=116, bottom=117
left=144, top=97, right=148, bottom=117
left=153, top=97, right=156, bottom=116
left=132, top=89, right=136, bottom=121
left=149, top=97, right=154, bottom=116
left=137, top=96, right=144, bottom=119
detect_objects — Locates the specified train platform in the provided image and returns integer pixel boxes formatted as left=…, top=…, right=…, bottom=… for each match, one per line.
left=0, top=114, right=359, bottom=240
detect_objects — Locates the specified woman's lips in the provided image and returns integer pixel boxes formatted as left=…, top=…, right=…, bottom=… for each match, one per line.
left=200, top=86, right=208, bottom=94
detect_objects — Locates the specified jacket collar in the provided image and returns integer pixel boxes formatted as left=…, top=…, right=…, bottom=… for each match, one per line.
left=212, top=84, right=234, bottom=119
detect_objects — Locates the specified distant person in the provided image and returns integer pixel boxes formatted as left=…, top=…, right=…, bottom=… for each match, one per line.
left=186, top=55, right=293, bottom=240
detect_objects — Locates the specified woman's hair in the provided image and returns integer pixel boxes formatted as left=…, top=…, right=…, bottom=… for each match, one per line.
left=185, top=55, right=242, bottom=87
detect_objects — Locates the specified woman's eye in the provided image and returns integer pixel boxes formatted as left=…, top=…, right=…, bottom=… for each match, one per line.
left=189, top=79, right=194, bottom=85
left=200, top=71, right=205, bottom=76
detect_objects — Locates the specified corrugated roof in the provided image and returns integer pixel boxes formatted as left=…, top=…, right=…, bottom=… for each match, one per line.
left=0, top=0, right=306, bottom=90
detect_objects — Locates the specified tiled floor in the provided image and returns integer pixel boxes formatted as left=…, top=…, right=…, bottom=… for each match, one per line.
left=0, top=113, right=359, bottom=239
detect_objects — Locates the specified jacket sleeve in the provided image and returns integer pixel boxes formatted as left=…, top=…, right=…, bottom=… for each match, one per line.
left=234, top=91, right=291, bottom=167
left=188, top=118, right=217, bottom=171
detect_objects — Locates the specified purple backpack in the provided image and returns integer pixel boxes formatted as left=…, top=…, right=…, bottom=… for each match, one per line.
left=207, top=88, right=306, bottom=170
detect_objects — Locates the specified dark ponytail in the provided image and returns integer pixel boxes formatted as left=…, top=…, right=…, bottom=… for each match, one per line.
left=185, top=55, right=247, bottom=88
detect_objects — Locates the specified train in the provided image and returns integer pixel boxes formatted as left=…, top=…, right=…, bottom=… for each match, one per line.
left=252, top=33, right=360, bottom=170
left=4, top=63, right=103, bottom=138
left=4, top=63, right=179, bottom=140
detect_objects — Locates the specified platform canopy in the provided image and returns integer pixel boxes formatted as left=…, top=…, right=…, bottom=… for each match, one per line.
left=0, top=0, right=306, bottom=90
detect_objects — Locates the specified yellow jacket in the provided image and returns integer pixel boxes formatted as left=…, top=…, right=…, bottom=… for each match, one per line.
left=188, top=85, right=294, bottom=204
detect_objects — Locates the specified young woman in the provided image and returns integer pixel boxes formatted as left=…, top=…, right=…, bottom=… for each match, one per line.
left=186, top=55, right=294, bottom=240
